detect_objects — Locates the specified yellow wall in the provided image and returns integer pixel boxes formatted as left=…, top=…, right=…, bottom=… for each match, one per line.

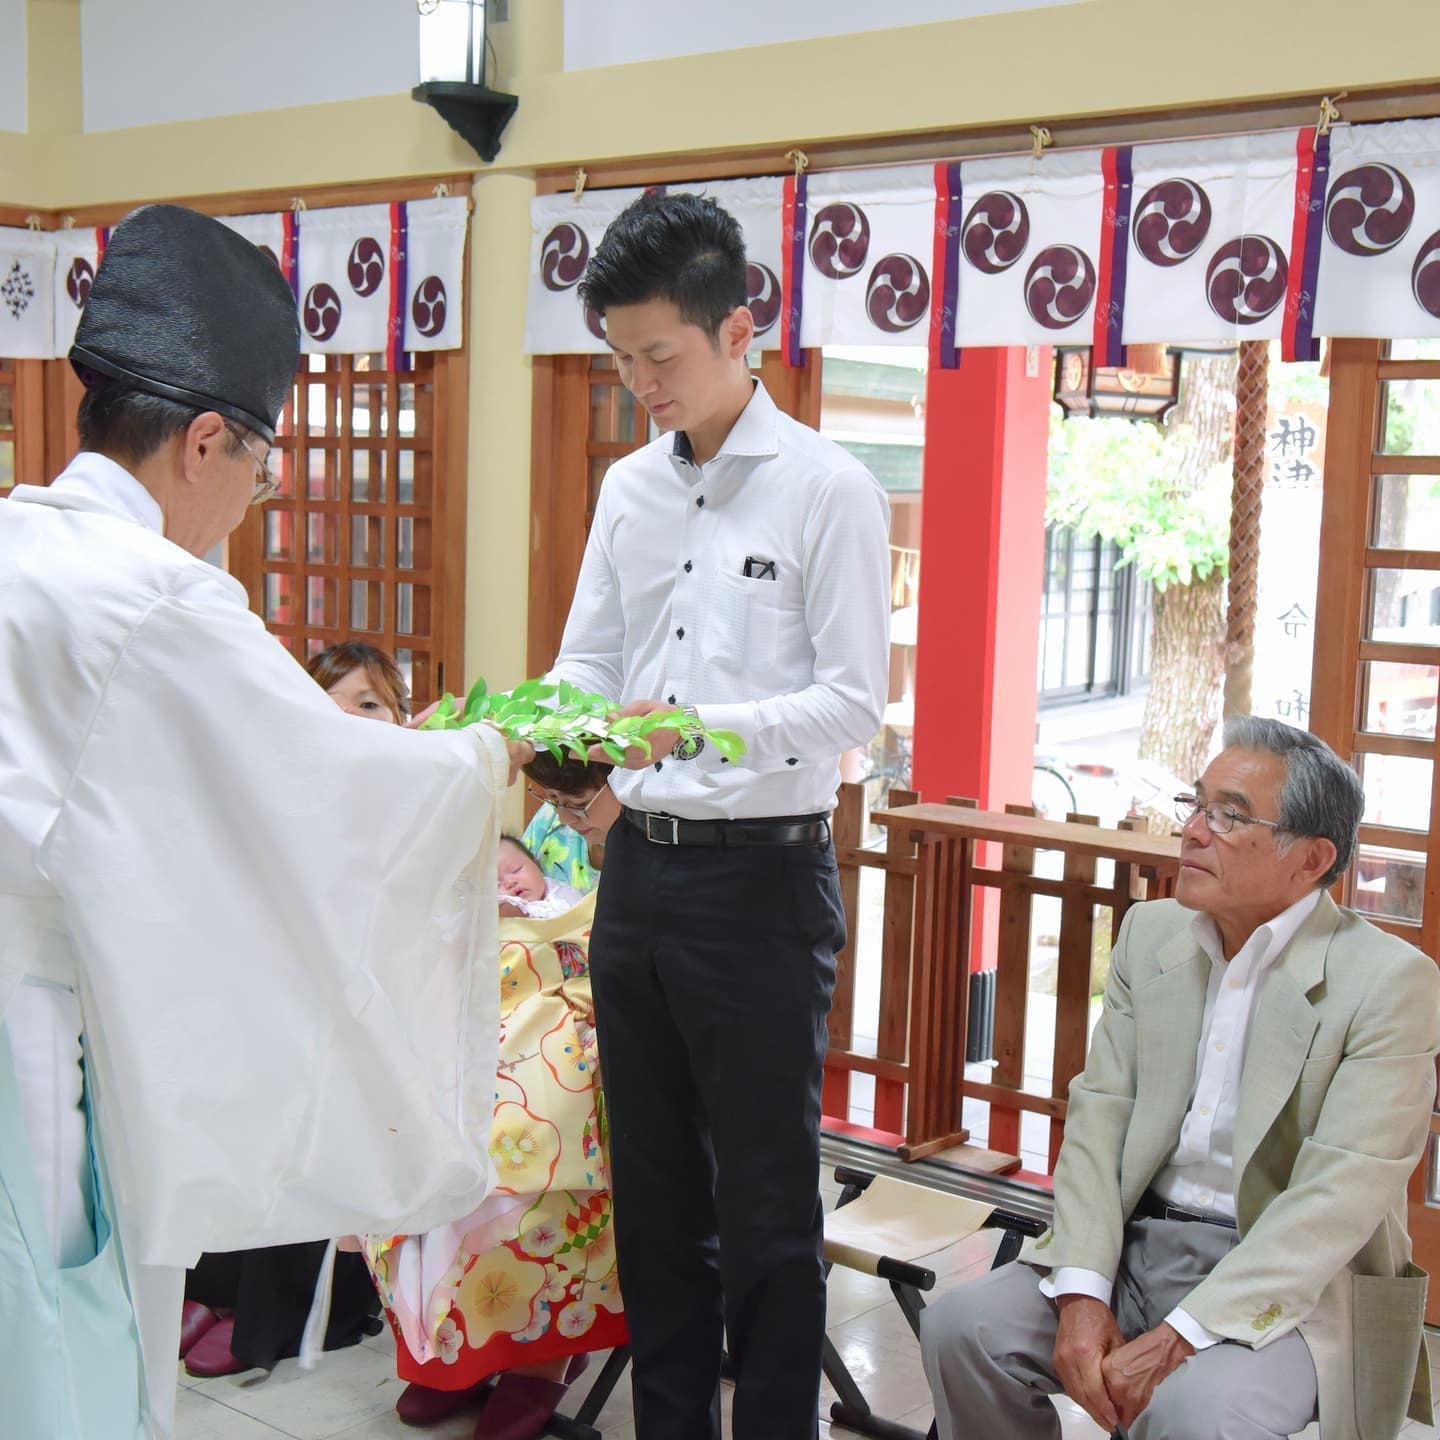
left=7, top=0, right=1440, bottom=702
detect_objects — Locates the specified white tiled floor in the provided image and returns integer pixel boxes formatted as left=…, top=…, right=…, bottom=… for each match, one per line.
left=175, top=1172, right=1440, bottom=1439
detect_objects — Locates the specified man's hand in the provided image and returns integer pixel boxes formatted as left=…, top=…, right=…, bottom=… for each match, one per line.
left=1052, top=1295, right=1124, bottom=1433
left=588, top=699, right=684, bottom=770
left=1100, top=1322, right=1194, bottom=1430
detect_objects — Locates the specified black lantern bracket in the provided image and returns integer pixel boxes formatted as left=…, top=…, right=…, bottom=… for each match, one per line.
left=412, top=81, right=519, bottom=164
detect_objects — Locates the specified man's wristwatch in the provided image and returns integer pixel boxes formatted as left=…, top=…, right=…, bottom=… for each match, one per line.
left=672, top=704, right=705, bottom=762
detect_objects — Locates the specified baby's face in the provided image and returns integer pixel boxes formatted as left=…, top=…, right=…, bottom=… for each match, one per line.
left=498, top=844, right=546, bottom=903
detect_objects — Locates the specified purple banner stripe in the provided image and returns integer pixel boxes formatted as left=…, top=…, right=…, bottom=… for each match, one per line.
left=1295, top=133, right=1329, bottom=363
left=1107, top=146, right=1134, bottom=369
left=285, top=214, right=300, bottom=301
left=940, top=161, right=963, bottom=370
left=786, top=173, right=807, bottom=368
left=395, top=200, right=411, bottom=373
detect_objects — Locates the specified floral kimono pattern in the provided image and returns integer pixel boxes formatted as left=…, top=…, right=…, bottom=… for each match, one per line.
left=521, top=804, right=596, bottom=893
left=363, top=887, right=626, bottom=1386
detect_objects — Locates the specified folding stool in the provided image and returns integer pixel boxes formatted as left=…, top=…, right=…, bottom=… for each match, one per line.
left=822, top=1164, right=1048, bottom=1440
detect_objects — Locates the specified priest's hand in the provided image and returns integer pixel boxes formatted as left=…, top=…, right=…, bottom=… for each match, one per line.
left=1052, top=1295, right=1123, bottom=1433
left=504, top=738, right=535, bottom=786
left=588, top=699, right=684, bottom=769
left=1100, top=1322, right=1194, bottom=1430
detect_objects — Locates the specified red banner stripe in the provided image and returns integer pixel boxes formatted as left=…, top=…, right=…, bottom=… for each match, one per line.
left=1283, top=127, right=1317, bottom=362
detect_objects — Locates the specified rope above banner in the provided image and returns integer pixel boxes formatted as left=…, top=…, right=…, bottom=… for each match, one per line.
left=523, top=116, right=1440, bottom=361
left=0, top=196, right=469, bottom=363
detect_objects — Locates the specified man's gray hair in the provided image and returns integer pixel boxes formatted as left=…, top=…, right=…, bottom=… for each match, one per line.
left=1221, top=715, right=1363, bottom=887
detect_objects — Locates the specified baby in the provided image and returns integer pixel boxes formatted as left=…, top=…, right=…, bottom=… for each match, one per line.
left=497, top=835, right=583, bottom=920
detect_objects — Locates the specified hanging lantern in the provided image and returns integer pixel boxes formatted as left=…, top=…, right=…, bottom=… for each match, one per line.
left=1052, top=345, right=1184, bottom=424
left=412, top=0, right=519, bottom=163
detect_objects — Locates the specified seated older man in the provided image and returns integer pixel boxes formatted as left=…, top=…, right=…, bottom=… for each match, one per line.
left=921, top=715, right=1440, bottom=1440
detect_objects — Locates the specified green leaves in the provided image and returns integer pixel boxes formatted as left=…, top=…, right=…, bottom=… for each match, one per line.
left=417, top=678, right=749, bottom=764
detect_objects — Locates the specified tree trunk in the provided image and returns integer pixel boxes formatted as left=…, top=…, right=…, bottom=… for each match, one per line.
left=1137, top=352, right=1238, bottom=808
left=1141, top=570, right=1227, bottom=785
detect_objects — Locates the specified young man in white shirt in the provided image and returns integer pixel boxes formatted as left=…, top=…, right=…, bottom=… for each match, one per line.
left=552, top=192, right=892, bottom=1440
left=920, top=716, right=1440, bottom=1440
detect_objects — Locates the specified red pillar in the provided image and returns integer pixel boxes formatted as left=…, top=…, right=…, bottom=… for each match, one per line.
left=911, top=345, right=1051, bottom=951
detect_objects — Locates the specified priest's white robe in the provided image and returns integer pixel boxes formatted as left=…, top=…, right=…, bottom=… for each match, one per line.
left=0, top=453, right=508, bottom=1439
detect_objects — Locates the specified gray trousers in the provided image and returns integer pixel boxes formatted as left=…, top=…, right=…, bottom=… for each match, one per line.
left=919, top=1218, right=1318, bottom=1440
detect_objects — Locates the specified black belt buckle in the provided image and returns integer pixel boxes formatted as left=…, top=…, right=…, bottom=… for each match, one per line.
left=1137, top=1191, right=1236, bottom=1229
left=643, top=813, right=681, bottom=845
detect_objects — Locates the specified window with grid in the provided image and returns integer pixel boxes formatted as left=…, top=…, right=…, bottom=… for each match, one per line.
left=1313, top=337, right=1440, bottom=948
left=0, top=358, right=43, bottom=495
left=1312, top=335, right=1440, bottom=1319
left=0, top=360, right=16, bottom=494
left=227, top=351, right=466, bottom=707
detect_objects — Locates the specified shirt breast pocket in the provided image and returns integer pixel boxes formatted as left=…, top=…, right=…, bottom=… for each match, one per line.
left=702, top=569, right=783, bottom=672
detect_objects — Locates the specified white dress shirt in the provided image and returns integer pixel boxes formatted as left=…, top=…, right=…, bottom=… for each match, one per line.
left=1043, top=888, right=1324, bottom=1349
left=551, top=381, right=892, bottom=820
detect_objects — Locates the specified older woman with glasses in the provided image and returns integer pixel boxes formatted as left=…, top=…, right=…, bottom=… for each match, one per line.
left=520, top=752, right=623, bottom=893
left=369, top=751, right=627, bottom=1440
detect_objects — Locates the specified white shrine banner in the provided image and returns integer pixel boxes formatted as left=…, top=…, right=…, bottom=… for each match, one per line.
left=0, top=203, right=472, bottom=363
left=798, top=165, right=935, bottom=348
left=50, top=228, right=104, bottom=356
left=1121, top=131, right=1304, bottom=348
left=220, top=212, right=298, bottom=298
left=402, top=196, right=470, bottom=354
left=523, top=181, right=787, bottom=354
left=0, top=228, right=56, bottom=359
left=952, top=149, right=1106, bottom=350
left=524, top=187, right=643, bottom=354
left=297, top=204, right=393, bottom=356
left=1314, top=119, right=1440, bottom=339
left=698, top=176, right=786, bottom=350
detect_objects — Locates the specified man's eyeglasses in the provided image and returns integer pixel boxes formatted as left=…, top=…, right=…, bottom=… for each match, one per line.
left=225, top=423, right=280, bottom=505
left=1173, top=794, right=1284, bottom=836
left=527, top=784, right=607, bottom=822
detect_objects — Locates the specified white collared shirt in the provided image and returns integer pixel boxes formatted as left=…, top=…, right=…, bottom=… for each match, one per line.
left=1043, top=888, right=1325, bottom=1349
left=550, top=381, right=892, bottom=820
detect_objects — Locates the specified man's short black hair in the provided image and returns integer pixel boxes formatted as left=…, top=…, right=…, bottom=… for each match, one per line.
left=578, top=191, right=748, bottom=340
left=76, top=382, right=247, bottom=467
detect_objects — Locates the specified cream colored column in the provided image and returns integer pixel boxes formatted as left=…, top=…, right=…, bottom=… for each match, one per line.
left=463, top=169, right=536, bottom=829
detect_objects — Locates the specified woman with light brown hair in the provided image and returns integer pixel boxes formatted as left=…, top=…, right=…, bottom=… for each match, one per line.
left=306, top=640, right=411, bottom=724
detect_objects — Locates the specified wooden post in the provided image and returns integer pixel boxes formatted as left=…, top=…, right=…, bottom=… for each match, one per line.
left=1051, top=814, right=1099, bottom=1169
left=874, top=787, right=919, bottom=1134
left=989, top=804, right=1037, bottom=1158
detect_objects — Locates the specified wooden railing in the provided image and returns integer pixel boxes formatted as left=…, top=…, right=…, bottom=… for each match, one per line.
left=825, top=786, right=1182, bottom=1171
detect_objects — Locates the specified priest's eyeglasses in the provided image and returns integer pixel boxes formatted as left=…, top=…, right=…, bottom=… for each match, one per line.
left=526, top=785, right=608, bottom=822
left=225, top=423, right=281, bottom=505
left=1173, top=794, right=1283, bottom=836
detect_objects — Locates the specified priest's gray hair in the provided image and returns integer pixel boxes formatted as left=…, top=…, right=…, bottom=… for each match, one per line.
left=1222, top=714, right=1363, bottom=887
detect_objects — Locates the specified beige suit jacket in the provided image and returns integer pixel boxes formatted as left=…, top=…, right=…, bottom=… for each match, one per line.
left=1019, top=893, right=1440, bottom=1440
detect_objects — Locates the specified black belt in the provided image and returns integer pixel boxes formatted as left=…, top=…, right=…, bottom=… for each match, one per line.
left=622, top=807, right=830, bottom=848
left=1133, top=1190, right=1237, bottom=1230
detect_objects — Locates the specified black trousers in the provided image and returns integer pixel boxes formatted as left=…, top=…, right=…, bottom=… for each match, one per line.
left=589, top=818, right=844, bottom=1440
left=186, top=1243, right=380, bottom=1368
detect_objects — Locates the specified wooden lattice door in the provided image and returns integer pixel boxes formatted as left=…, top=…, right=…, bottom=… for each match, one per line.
left=228, top=350, right=467, bottom=707
left=0, top=358, right=45, bottom=494
left=1311, top=336, right=1440, bottom=1317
